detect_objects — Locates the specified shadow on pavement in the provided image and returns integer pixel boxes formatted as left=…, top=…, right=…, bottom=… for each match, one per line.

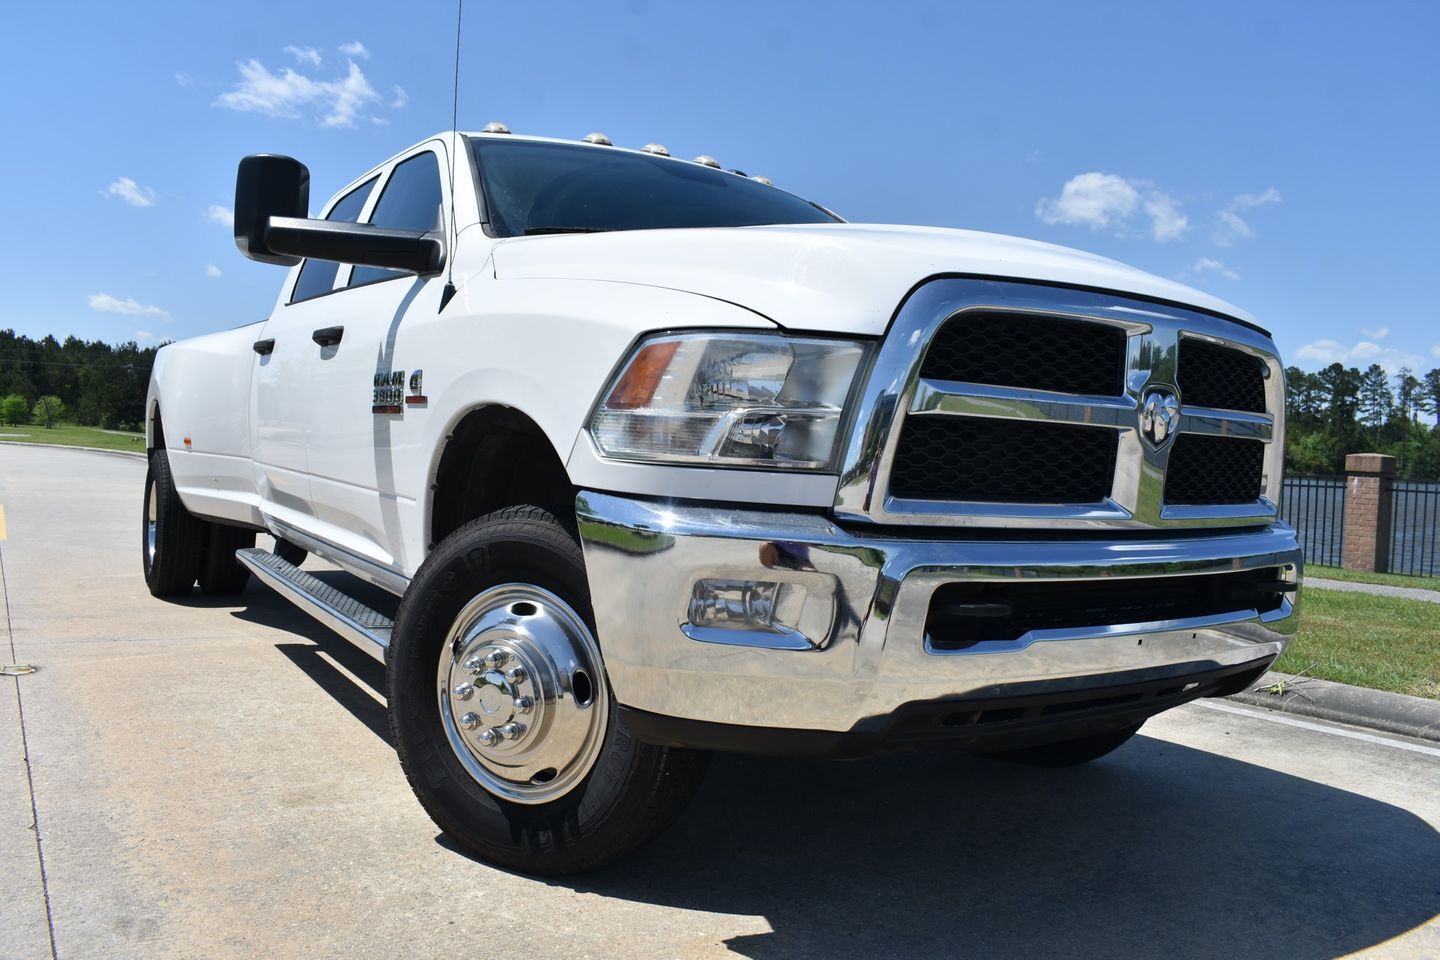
left=571, top=741, right=1440, bottom=959
left=236, top=572, right=1440, bottom=959
left=226, top=571, right=392, bottom=745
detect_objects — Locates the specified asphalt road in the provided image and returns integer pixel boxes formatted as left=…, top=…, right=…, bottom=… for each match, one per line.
left=3, top=444, right=1439, bottom=960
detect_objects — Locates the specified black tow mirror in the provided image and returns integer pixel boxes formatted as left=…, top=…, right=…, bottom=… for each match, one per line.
left=233, top=153, right=445, bottom=275
left=234, top=155, right=310, bottom=266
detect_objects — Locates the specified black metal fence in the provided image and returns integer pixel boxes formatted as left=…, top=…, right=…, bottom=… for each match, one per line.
left=1280, top=476, right=1347, bottom=567
left=1390, top=480, right=1440, bottom=577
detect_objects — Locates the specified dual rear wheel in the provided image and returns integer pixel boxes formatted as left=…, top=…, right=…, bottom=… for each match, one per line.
left=141, top=449, right=258, bottom=597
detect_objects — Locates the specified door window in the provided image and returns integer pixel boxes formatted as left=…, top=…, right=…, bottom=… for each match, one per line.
left=290, top=177, right=378, bottom=303
left=349, top=152, right=444, bottom=288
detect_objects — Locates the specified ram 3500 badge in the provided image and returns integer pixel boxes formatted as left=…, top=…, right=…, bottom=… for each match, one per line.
left=143, top=127, right=1302, bottom=874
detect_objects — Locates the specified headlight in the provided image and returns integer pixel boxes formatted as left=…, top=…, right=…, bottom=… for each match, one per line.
left=589, top=332, right=870, bottom=470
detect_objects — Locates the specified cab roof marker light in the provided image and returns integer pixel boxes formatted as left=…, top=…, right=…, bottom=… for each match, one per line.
left=482, top=121, right=511, bottom=134
left=640, top=143, right=670, bottom=156
left=582, top=132, right=613, bottom=145
left=694, top=155, right=721, bottom=168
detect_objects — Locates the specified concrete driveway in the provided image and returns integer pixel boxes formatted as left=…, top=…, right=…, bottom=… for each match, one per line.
left=3, top=444, right=1438, bottom=959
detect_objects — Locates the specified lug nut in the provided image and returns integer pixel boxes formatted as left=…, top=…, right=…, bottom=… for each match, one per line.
left=477, top=728, right=500, bottom=747
left=463, top=656, right=484, bottom=673
left=452, top=682, right=474, bottom=701
left=504, top=665, right=527, bottom=685
left=502, top=722, right=526, bottom=740
left=483, top=649, right=509, bottom=669
left=459, top=712, right=480, bottom=730
left=512, top=696, right=534, bottom=715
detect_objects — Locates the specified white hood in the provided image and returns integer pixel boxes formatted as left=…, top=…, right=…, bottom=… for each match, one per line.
left=491, top=222, right=1261, bottom=336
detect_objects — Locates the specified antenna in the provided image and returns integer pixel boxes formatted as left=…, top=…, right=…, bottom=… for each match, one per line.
left=442, top=0, right=464, bottom=308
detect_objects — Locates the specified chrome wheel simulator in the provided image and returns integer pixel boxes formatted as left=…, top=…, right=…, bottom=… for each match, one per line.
left=437, top=583, right=608, bottom=804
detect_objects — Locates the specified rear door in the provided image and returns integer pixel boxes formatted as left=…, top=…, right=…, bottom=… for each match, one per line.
left=250, top=175, right=378, bottom=527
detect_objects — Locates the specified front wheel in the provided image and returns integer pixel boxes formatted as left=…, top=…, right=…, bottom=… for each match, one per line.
left=986, top=722, right=1145, bottom=768
left=387, top=505, right=709, bottom=875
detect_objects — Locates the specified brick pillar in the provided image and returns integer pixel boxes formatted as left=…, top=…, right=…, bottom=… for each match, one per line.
left=1341, top=453, right=1396, bottom=573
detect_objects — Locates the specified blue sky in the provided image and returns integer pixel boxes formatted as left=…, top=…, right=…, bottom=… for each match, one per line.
left=2, top=0, right=1436, bottom=375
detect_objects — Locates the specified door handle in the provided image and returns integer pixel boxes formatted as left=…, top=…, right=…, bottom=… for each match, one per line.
left=252, top=338, right=276, bottom=356
left=312, top=326, right=344, bottom=348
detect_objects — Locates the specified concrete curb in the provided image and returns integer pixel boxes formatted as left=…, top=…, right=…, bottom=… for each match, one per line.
left=1230, top=671, right=1440, bottom=743
left=0, top=440, right=145, bottom=460
left=1307, top=577, right=1440, bottom=604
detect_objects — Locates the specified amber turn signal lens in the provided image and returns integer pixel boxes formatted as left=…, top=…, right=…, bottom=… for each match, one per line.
left=605, top=340, right=679, bottom=409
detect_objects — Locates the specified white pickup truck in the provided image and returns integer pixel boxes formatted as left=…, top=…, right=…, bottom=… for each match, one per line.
left=144, top=127, right=1302, bottom=874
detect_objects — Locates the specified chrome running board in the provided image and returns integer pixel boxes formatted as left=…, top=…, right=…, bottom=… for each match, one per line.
left=237, top=548, right=392, bottom=663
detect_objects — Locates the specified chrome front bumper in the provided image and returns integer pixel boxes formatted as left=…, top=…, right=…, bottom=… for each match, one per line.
left=575, top=491, right=1301, bottom=737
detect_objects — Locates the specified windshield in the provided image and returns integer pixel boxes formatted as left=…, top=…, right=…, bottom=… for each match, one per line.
left=469, top=137, right=838, bottom=237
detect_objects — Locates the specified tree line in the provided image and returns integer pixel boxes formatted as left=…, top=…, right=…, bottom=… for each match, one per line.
left=0, top=329, right=161, bottom=432
left=1286, top=363, right=1440, bottom=479
left=2, top=328, right=1439, bottom=479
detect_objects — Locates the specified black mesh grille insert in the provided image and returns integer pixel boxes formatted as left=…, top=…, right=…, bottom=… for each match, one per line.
left=921, top=313, right=1126, bottom=396
left=1165, top=434, right=1264, bottom=505
left=926, top=567, right=1288, bottom=650
left=890, top=417, right=1117, bottom=503
left=1177, top=340, right=1266, bottom=412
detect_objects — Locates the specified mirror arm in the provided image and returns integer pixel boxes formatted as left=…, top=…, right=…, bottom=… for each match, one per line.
left=265, top=217, right=446, bottom=275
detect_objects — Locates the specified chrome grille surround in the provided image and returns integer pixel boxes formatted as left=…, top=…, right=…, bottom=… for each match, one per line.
left=833, top=279, right=1285, bottom=530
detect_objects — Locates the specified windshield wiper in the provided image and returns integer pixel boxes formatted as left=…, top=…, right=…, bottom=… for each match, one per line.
left=523, top=226, right=614, bottom=235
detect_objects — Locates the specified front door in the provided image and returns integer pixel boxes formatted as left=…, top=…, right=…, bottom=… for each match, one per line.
left=298, top=147, right=449, bottom=572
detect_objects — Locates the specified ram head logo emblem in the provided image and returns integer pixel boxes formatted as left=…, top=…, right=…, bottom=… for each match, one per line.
left=1140, top=389, right=1180, bottom=448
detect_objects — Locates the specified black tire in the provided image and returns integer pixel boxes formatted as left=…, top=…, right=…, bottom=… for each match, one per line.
left=141, top=450, right=204, bottom=597
left=198, top=524, right=256, bottom=595
left=987, top=722, right=1145, bottom=768
left=388, top=504, right=709, bottom=875
left=274, top=538, right=307, bottom=567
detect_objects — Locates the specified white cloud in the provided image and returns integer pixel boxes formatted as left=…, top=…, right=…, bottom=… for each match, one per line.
left=1144, top=192, right=1188, bottom=241
left=174, top=72, right=193, bottom=87
left=320, top=62, right=379, bottom=128
left=1213, top=187, right=1282, bottom=247
left=215, top=55, right=380, bottom=128
left=390, top=85, right=408, bottom=109
left=206, top=204, right=234, bottom=226
left=1036, top=172, right=1187, bottom=242
left=1361, top=325, right=1389, bottom=340
left=105, top=177, right=156, bottom=207
left=1295, top=338, right=1425, bottom=373
left=1432, top=343, right=1440, bottom=359
left=1191, top=257, right=1239, bottom=280
left=205, top=264, right=222, bottom=278
left=338, top=40, right=369, bottom=59
left=283, top=45, right=322, bottom=67
left=135, top=330, right=155, bottom=343
left=88, top=293, right=171, bottom=322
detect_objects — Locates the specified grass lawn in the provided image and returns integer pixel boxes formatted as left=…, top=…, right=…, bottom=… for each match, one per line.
left=1276, top=587, right=1440, bottom=700
left=1307, top=564, right=1440, bottom=594
left=0, top=422, right=145, bottom=454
